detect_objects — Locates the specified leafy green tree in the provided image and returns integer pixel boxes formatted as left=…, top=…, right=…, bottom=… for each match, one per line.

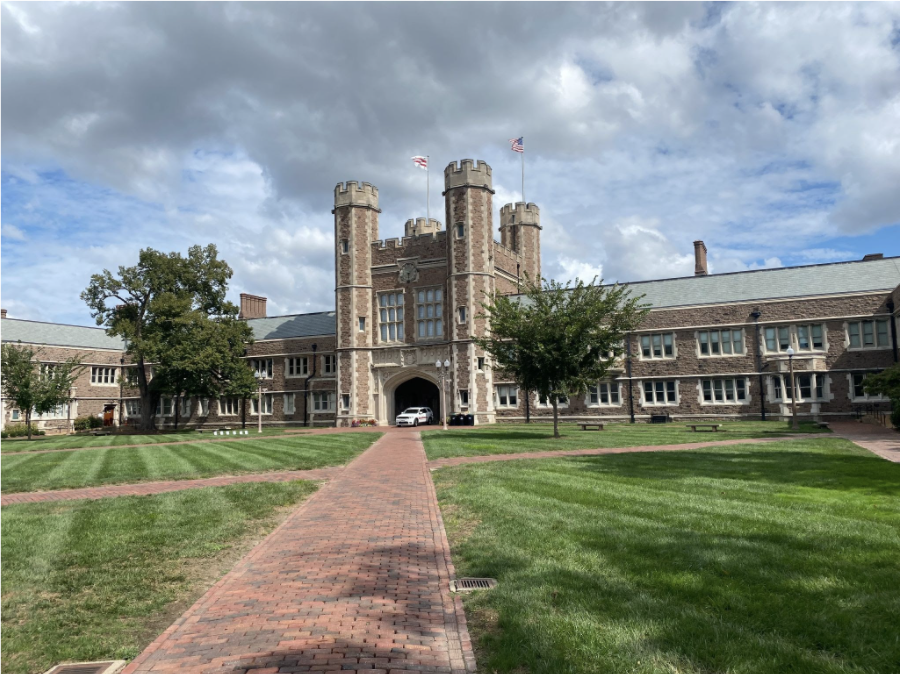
left=476, top=274, right=649, bottom=438
left=153, top=310, right=258, bottom=429
left=863, top=365, right=900, bottom=427
left=1, top=343, right=84, bottom=439
left=81, top=244, right=255, bottom=431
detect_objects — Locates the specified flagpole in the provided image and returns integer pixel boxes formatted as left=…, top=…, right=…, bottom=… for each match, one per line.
left=426, top=155, right=430, bottom=226
left=521, top=149, right=525, bottom=204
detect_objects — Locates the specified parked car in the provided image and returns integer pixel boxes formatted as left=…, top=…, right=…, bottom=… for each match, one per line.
left=395, top=407, right=434, bottom=427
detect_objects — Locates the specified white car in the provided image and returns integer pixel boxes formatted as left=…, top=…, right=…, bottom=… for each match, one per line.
left=395, top=407, right=434, bottom=427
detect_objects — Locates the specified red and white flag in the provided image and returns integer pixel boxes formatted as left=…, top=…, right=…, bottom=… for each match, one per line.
left=411, top=156, right=428, bottom=170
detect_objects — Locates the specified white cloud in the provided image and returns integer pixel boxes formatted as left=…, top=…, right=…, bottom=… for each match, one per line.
left=1, top=224, right=27, bottom=241
left=2, top=2, right=899, bottom=325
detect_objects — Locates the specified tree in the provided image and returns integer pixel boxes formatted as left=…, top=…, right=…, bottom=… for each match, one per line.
left=863, top=365, right=900, bottom=428
left=81, top=244, right=255, bottom=431
left=476, top=274, right=649, bottom=438
left=152, top=310, right=258, bottom=429
left=1, top=343, right=84, bottom=439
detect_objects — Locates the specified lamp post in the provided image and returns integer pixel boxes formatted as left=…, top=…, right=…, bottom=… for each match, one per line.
left=435, top=359, right=451, bottom=431
left=785, top=346, right=799, bottom=430
left=255, top=376, right=266, bottom=434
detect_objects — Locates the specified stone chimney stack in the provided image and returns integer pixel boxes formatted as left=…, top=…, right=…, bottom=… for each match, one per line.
left=1, top=309, right=7, bottom=318
left=694, top=241, right=708, bottom=276
left=239, top=293, right=267, bottom=320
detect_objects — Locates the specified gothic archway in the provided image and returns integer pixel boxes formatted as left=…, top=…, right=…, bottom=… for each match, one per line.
left=391, top=376, right=440, bottom=424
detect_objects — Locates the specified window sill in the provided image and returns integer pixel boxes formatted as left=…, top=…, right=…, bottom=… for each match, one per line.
left=587, top=404, right=622, bottom=408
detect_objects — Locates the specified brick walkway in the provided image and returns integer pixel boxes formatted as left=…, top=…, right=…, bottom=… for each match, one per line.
left=122, top=429, right=476, bottom=674
left=831, top=421, right=900, bottom=463
left=0, top=467, right=341, bottom=506
left=426, top=435, right=798, bottom=469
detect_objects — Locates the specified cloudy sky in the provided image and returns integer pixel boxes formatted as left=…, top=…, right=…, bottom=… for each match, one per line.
left=2, top=2, right=899, bottom=326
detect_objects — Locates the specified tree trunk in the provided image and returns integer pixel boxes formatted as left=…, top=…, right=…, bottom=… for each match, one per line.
left=26, top=409, right=33, bottom=440
left=135, top=358, right=157, bottom=432
left=552, top=398, right=560, bottom=438
left=174, top=394, right=180, bottom=431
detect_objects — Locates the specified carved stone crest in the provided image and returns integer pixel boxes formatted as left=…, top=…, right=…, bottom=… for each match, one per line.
left=399, top=261, right=419, bottom=283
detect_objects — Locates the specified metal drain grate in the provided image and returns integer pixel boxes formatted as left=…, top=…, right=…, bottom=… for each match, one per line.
left=450, top=577, right=497, bottom=592
left=44, top=661, right=126, bottom=674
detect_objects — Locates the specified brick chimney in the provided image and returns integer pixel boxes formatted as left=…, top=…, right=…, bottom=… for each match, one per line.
left=239, top=293, right=267, bottom=320
left=862, top=253, right=884, bottom=261
left=693, top=241, right=708, bottom=276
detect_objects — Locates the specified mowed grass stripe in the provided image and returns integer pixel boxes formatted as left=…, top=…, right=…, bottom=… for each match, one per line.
left=0, top=427, right=301, bottom=453
left=434, top=437, right=900, bottom=674
left=421, top=420, right=827, bottom=460
left=1, top=433, right=380, bottom=493
left=1, top=481, right=317, bottom=674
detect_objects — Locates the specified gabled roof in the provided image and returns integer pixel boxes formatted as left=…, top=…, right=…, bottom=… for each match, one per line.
left=1, top=318, right=126, bottom=350
left=246, top=311, right=336, bottom=340
left=626, top=256, right=900, bottom=309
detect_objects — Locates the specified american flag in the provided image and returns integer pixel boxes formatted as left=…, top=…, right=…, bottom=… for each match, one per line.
left=411, top=156, right=428, bottom=169
left=509, top=137, right=524, bottom=153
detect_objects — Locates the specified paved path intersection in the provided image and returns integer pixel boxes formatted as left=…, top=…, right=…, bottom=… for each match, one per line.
left=122, top=429, right=476, bottom=674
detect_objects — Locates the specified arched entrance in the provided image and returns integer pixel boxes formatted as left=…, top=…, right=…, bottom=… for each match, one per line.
left=393, top=377, right=440, bottom=423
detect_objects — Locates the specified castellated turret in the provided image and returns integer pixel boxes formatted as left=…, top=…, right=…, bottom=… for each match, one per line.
left=333, top=181, right=380, bottom=211
left=443, top=159, right=493, bottom=192
left=499, top=202, right=541, bottom=281
left=333, top=180, right=380, bottom=420
left=404, top=218, right=442, bottom=237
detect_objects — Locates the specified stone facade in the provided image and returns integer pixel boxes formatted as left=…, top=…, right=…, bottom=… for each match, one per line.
left=2, top=156, right=898, bottom=431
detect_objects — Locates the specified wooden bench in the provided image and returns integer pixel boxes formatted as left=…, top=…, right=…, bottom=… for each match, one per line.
left=816, top=422, right=830, bottom=429
left=90, top=430, right=111, bottom=436
left=687, top=424, right=723, bottom=433
left=578, top=422, right=605, bottom=431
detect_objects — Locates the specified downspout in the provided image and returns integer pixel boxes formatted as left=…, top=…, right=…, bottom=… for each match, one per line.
left=304, top=343, right=318, bottom=428
left=751, top=309, right=766, bottom=421
left=626, top=335, right=635, bottom=424
left=888, top=300, right=898, bottom=363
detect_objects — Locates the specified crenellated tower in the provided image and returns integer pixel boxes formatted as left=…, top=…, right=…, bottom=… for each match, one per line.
left=499, top=202, right=541, bottom=282
left=404, top=217, right=442, bottom=237
left=443, top=159, right=496, bottom=424
left=333, top=181, right=380, bottom=422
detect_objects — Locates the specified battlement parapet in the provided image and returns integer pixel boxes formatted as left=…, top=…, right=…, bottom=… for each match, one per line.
left=499, top=202, right=541, bottom=227
left=443, top=159, right=493, bottom=192
left=334, top=181, right=380, bottom=209
left=371, top=230, right=447, bottom=250
left=404, top=217, right=443, bottom=237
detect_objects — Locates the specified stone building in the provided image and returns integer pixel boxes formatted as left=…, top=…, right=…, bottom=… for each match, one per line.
left=2, top=158, right=898, bottom=431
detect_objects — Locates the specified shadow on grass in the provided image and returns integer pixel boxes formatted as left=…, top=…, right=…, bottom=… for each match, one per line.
left=439, top=443, right=900, bottom=673
left=568, top=445, right=900, bottom=496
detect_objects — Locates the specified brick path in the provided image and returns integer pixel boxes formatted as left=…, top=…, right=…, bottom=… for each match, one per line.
left=831, top=421, right=900, bottom=463
left=122, top=429, right=476, bottom=674
left=426, top=435, right=799, bottom=469
left=0, top=467, right=342, bottom=506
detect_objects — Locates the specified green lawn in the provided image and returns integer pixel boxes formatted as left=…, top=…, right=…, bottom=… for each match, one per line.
left=1, top=481, right=317, bottom=674
left=434, top=437, right=900, bottom=674
left=1, top=432, right=380, bottom=493
left=1, top=427, right=302, bottom=453
left=422, top=420, right=825, bottom=460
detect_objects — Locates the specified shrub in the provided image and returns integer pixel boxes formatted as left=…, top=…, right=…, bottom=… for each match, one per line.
left=1, top=423, right=45, bottom=439
left=73, top=415, right=103, bottom=431
left=892, top=405, right=900, bottom=430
